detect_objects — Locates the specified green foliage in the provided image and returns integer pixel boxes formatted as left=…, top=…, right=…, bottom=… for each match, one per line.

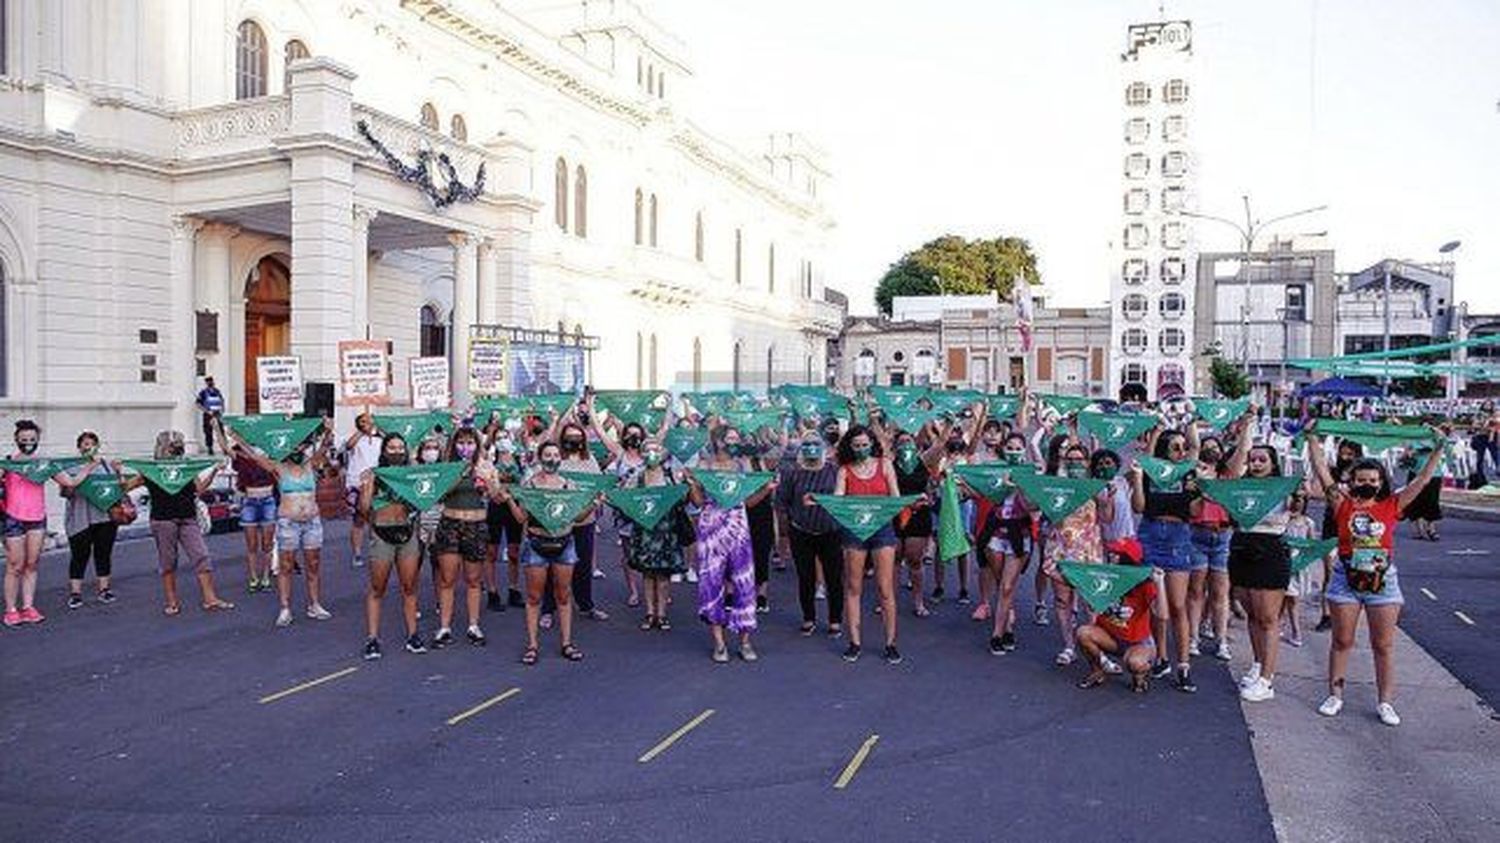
left=1203, top=345, right=1250, bottom=399
left=874, top=235, right=1040, bottom=316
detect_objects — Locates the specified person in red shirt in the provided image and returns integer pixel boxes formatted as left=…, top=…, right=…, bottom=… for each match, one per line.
left=1075, top=571, right=1158, bottom=693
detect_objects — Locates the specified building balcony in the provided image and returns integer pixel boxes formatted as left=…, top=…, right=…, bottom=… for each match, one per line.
left=175, top=96, right=291, bottom=160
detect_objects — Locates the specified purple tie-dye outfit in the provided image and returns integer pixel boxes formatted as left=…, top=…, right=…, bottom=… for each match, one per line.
left=696, top=501, right=757, bottom=633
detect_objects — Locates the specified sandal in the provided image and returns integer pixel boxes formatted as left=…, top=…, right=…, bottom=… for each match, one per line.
left=800, top=621, right=816, bottom=636
left=640, top=614, right=657, bottom=631
left=201, top=599, right=236, bottom=612
left=913, top=605, right=931, bottom=618
left=1130, top=674, right=1150, bottom=694
left=520, top=646, right=539, bottom=666
left=626, top=594, right=641, bottom=608
left=1076, top=671, right=1108, bottom=690
left=657, top=616, right=672, bottom=631
left=162, top=603, right=181, bottom=616
left=560, top=643, right=584, bottom=662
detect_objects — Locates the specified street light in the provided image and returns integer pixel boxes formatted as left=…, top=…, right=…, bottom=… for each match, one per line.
left=1181, top=196, right=1328, bottom=382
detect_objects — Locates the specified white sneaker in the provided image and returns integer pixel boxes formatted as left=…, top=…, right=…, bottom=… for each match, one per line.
left=592, top=568, right=606, bottom=579
left=275, top=607, right=293, bottom=628
left=685, top=569, right=699, bottom=584
left=1376, top=702, right=1401, bottom=727
left=1216, top=640, right=1233, bottom=661
left=815, top=584, right=827, bottom=601
left=1318, top=695, right=1344, bottom=717
left=306, top=603, right=332, bottom=621
left=1054, top=647, right=1076, bottom=667
left=1239, top=662, right=1263, bottom=689
left=1102, top=655, right=1123, bottom=675
left=1239, top=676, right=1275, bottom=703
left=1188, top=640, right=1201, bottom=657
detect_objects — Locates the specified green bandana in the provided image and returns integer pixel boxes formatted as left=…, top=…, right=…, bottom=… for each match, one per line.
left=0, top=457, right=85, bottom=484
left=986, top=395, right=1020, bottom=420
left=811, top=493, right=922, bottom=541
left=373, top=462, right=467, bottom=510
left=952, top=463, right=1035, bottom=504
left=775, top=386, right=848, bottom=420
left=1036, top=394, right=1096, bottom=417
left=690, top=469, right=775, bottom=510
left=605, top=484, right=689, bottom=530
left=870, top=386, right=929, bottom=413
left=1285, top=537, right=1339, bottom=575
left=664, top=427, right=708, bottom=463
left=927, top=389, right=985, bottom=415
left=1194, top=398, right=1250, bottom=429
left=371, top=412, right=450, bottom=446
left=935, top=473, right=972, bottom=563
left=1076, top=412, right=1157, bottom=451
left=75, top=471, right=126, bottom=511
left=560, top=471, right=618, bottom=498
left=510, top=487, right=596, bottom=535
left=1312, top=419, right=1438, bottom=453
left=884, top=406, right=943, bottom=435
left=1059, top=562, right=1153, bottom=613
left=475, top=396, right=535, bottom=426
left=1008, top=473, right=1105, bottom=522
left=722, top=407, right=786, bottom=434
left=1198, top=476, right=1304, bottom=529
left=222, top=416, right=324, bottom=462
left=529, top=393, right=581, bottom=419
left=894, top=446, right=921, bottom=475
left=124, top=458, right=220, bottom=494
left=1135, top=456, right=1196, bottom=489
left=594, top=390, right=666, bottom=426
left=588, top=439, right=613, bottom=467
left=682, top=391, right=751, bottom=416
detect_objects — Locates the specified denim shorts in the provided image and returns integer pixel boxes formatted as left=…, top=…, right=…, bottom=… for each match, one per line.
left=239, top=495, right=278, bottom=526
left=1139, top=518, right=1193, bottom=572
left=1189, top=526, right=1230, bottom=573
left=3, top=517, right=45, bottom=539
left=276, top=517, right=324, bottom=552
left=521, top=535, right=578, bottom=568
left=1325, top=561, right=1404, bottom=607
left=841, top=523, right=899, bottom=553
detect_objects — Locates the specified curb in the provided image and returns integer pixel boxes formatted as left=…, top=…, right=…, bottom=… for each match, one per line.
left=1445, top=505, right=1500, bottom=524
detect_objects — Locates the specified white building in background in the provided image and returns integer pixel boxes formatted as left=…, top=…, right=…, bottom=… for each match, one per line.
left=0, top=0, right=841, bottom=456
left=1108, top=18, right=1197, bottom=400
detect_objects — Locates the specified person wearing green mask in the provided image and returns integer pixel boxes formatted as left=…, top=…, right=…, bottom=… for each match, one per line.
left=627, top=439, right=687, bottom=630
left=540, top=421, right=608, bottom=626
left=57, top=431, right=122, bottom=609
left=887, top=429, right=935, bottom=618
left=687, top=424, right=770, bottom=662
left=832, top=424, right=904, bottom=665
left=987, top=432, right=1040, bottom=655
left=1030, top=442, right=1105, bottom=669
left=777, top=430, right=842, bottom=635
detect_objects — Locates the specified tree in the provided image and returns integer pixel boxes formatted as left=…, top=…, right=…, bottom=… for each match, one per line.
left=1201, top=342, right=1250, bottom=398
left=874, top=234, right=1040, bottom=316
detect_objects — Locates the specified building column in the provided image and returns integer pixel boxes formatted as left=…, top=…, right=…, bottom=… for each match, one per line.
left=196, top=222, right=238, bottom=402
left=477, top=237, right=499, bottom=325
left=352, top=205, right=378, bottom=340
left=449, top=232, right=479, bottom=405
left=169, top=215, right=203, bottom=443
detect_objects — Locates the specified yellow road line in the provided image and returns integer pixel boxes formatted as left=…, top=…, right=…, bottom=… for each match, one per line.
left=638, top=708, right=715, bottom=763
left=446, top=687, right=522, bottom=726
left=1454, top=610, right=1476, bottom=627
left=833, top=734, right=880, bottom=790
left=258, top=666, right=360, bottom=704
left=1420, top=587, right=1438, bottom=601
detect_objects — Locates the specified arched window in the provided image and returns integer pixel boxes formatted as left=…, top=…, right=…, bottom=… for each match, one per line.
left=693, top=338, right=703, bottom=390
left=235, top=21, right=268, bottom=100
left=734, top=229, right=743, bottom=284
left=573, top=165, right=588, bottom=238
left=420, top=102, right=439, bottom=131
left=650, top=333, right=659, bottom=388
left=282, top=39, right=309, bottom=94
left=633, top=189, right=644, bottom=245
left=694, top=212, right=704, bottom=262
left=554, top=158, right=568, bottom=231
left=419, top=304, right=448, bottom=359
left=450, top=114, right=468, bottom=142
left=649, top=193, right=658, bottom=247
left=768, top=243, right=776, bottom=292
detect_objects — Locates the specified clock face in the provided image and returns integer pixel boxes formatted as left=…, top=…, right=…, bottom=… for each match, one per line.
left=1162, top=21, right=1191, bottom=51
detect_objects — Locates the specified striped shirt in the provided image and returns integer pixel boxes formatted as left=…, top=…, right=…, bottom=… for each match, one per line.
left=776, top=461, right=839, bottom=535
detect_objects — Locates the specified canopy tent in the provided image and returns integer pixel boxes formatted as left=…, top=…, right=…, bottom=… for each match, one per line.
left=1297, top=377, right=1381, bottom=399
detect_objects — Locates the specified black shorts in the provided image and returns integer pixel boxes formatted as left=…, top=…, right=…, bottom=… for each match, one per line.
left=895, top=507, right=932, bottom=540
left=1228, top=531, right=1290, bottom=591
left=432, top=517, right=487, bottom=562
left=486, top=501, right=522, bottom=546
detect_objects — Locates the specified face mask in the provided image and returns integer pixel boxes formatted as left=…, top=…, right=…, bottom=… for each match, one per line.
left=456, top=443, right=477, bottom=460
left=496, top=438, right=516, bottom=455
left=563, top=437, right=585, bottom=452
left=169, top=443, right=186, bottom=458
left=1093, top=464, right=1118, bottom=480
left=852, top=445, right=872, bottom=461
left=896, top=444, right=919, bottom=472
left=945, top=439, right=965, bottom=454
left=80, top=444, right=98, bottom=459
left=623, top=434, right=644, bottom=450
left=799, top=442, right=823, bottom=462
left=287, top=451, right=306, bottom=465
left=724, top=442, right=742, bottom=457
left=1003, top=450, right=1025, bottom=465
left=540, top=458, right=561, bottom=474
left=822, top=429, right=840, bottom=446
left=17, top=441, right=37, bottom=455
left=1350, top=483, right=1379, bottom=500
left=644, top=451, right=664, bottom=468
left=379, top=450, right=408, bottom=467
left=1201, top=450, right=1222, bottom=464
left=1064, top=463, right=1088, bottom=479
left=420, top=448, right=441, bottom=463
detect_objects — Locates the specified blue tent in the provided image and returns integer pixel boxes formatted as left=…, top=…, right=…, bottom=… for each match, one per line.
left=1298, top=377, right=1381, bottom=399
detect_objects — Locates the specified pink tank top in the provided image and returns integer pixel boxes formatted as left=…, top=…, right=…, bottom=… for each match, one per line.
left=3, top=470, right=46, bottom=521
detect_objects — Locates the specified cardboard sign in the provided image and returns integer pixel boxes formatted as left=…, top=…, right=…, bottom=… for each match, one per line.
left=338, top=340, right=390, bottom=405
left=408, top=356, right=451, bottom=410
left=256, top=356, right=304, bottom=414
left=469, top=337, right=510, bottom=396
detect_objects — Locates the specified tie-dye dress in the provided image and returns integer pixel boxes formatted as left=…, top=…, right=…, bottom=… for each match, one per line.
left=696, top=499, right=757, bottom=633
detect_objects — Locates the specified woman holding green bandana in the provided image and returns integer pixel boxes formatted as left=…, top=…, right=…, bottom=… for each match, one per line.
left=886, top=427, right=934, bottom=617
left=833, top=424, right=904, bottom=665
left=627, top=438, right=687, bottom=630
left=778, top=430, right=842, bottom=636
left=58, top=431, right=122, bottom=610
left=357, top=432, right=425, bottom=659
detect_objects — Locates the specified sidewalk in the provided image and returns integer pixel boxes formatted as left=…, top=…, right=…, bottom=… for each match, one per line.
left=1442, top=487, right=1500, bottom=523
left=1230, top=613, right=1500, bottom=843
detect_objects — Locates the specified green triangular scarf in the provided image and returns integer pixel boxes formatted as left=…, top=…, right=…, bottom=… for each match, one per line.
left=605, top=484, right=689, bottom=530
left=690, top=469, right=775, bottom=510
left=928, top=389, right=986, bottom=415
left=560, top=471, right=618, bottom=498
left=682, top=391, right=749, bottom=416
left=1135, top=456, right=1196, bottom=489
left=222, top=415, right=325, bottom=461
left=529, top=393, right=581, bottom=419
left=1009, top=473, right=1105, bottom=522
left=372, top=412, right=451, bottom=446
left=475, top=396, right=534, bottom=426
left=510, top=487, right=597, bottom=535
left=986, top=395, right=1020, bottom=419
left=1059, top=562, right=1153, bottom=613
left=664, top=427, right=708, bottom=463
left=884, top=405, right=943, bottom=434
left=1076, top=412, right=1157, bottom=451
left=952, top=463, right=1035, bottom=505
left=1194, top=398, right=1250, bottom=429
left=1285, top=537, right=1338, bottom=575
left=722, top=407, right=786, bottom=433
left=1312, top=419, right=1437, bottom=453
left=75, top=472, right=127, bottom=511
left=935, top=473, right=972, bottom=562
left=123, top=458, right=220, bottom=494
left=776, top=386, right=848, bottom=420
left=1036, top=394, right=1096, bottom=417
left=0, top=456, right=86, bottom=484
left=1198, top=476, right=1304, bottom=529
left=373, top=462, right=467, bottom=510
left=812, top=493, right=922, bottom=541
left=870, top=386, right=929, bottom=412
left=588, top=439, right=613, bottom=467
left=594, top=390, right=666, bottom=426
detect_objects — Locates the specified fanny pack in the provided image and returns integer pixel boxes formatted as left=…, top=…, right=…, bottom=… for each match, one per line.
left=1343, top=547, right=1389, bottom=594
left=373, top=521, right=415, bottom=546
left=529, top=533, right=570, bottom=559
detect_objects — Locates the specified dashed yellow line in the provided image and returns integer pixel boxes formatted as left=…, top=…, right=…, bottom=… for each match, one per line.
left=1420, top=587, right=1438, bottom=602
left=1454, top=611, right=1476, bottom=627
left=638, top=708, right=716, bottom=763
left=258, top=666, right=360, bottom=704
left=446, top=687, right=522, bottom=726
left=833, top=734, right=880, bottom=790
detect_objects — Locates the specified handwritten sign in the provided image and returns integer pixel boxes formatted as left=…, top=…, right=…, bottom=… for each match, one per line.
left=469, top=337, right=510, bottom=396
left=409, top=356, right=451, bottom=410
left=256, top=356, right=303, bottom=413
left=338, top=340, right=390, bottom=405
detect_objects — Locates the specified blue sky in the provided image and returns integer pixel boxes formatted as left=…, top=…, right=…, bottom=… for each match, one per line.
left=657, top=0, right=1500, bottom=315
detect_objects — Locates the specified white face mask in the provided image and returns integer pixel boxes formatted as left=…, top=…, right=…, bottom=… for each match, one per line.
left=420, top=449, right=441, bottom=463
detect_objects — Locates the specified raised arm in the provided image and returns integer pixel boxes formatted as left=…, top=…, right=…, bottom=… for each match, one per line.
left=586, top=394, right=624, bottom=461
left=1223, top=412, right=1255, bottom=478
left=1129, top=464, right=1146, bottom=514
left=1305, top=430, right=1338, bottom=499
left=1396, top=430, right=1446, bottom=513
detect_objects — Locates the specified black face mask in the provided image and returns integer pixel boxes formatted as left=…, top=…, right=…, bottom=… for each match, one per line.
left=1350, top=484, right=1379, bottom=500
left=562, top=437, right=585, bottom=452
left=379, top=451, right=408, bottom=467
left=945, top=439, right=965, bottom=454
left=622, top=434, right=643, bottom=450
left=822, top=429, right=840, bottom=446
left=16, top=441, right=37, bottom=455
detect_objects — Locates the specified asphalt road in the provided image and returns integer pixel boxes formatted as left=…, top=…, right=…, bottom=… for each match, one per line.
left=2, top=520, right=1276, bottom=842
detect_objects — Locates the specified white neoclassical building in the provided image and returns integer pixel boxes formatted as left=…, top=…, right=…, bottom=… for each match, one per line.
left=0, top=0, right=842, bottom=453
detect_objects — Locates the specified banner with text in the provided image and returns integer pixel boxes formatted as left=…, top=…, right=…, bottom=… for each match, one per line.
left=338, top=340, right=390, bottom=406
left=256, top=356, right=304, bottom=414
left=408, top=356, right=451, bottom=410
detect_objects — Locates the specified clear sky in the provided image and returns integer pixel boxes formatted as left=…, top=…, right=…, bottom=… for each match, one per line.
left=654, top=0, right=1500, bottom=315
